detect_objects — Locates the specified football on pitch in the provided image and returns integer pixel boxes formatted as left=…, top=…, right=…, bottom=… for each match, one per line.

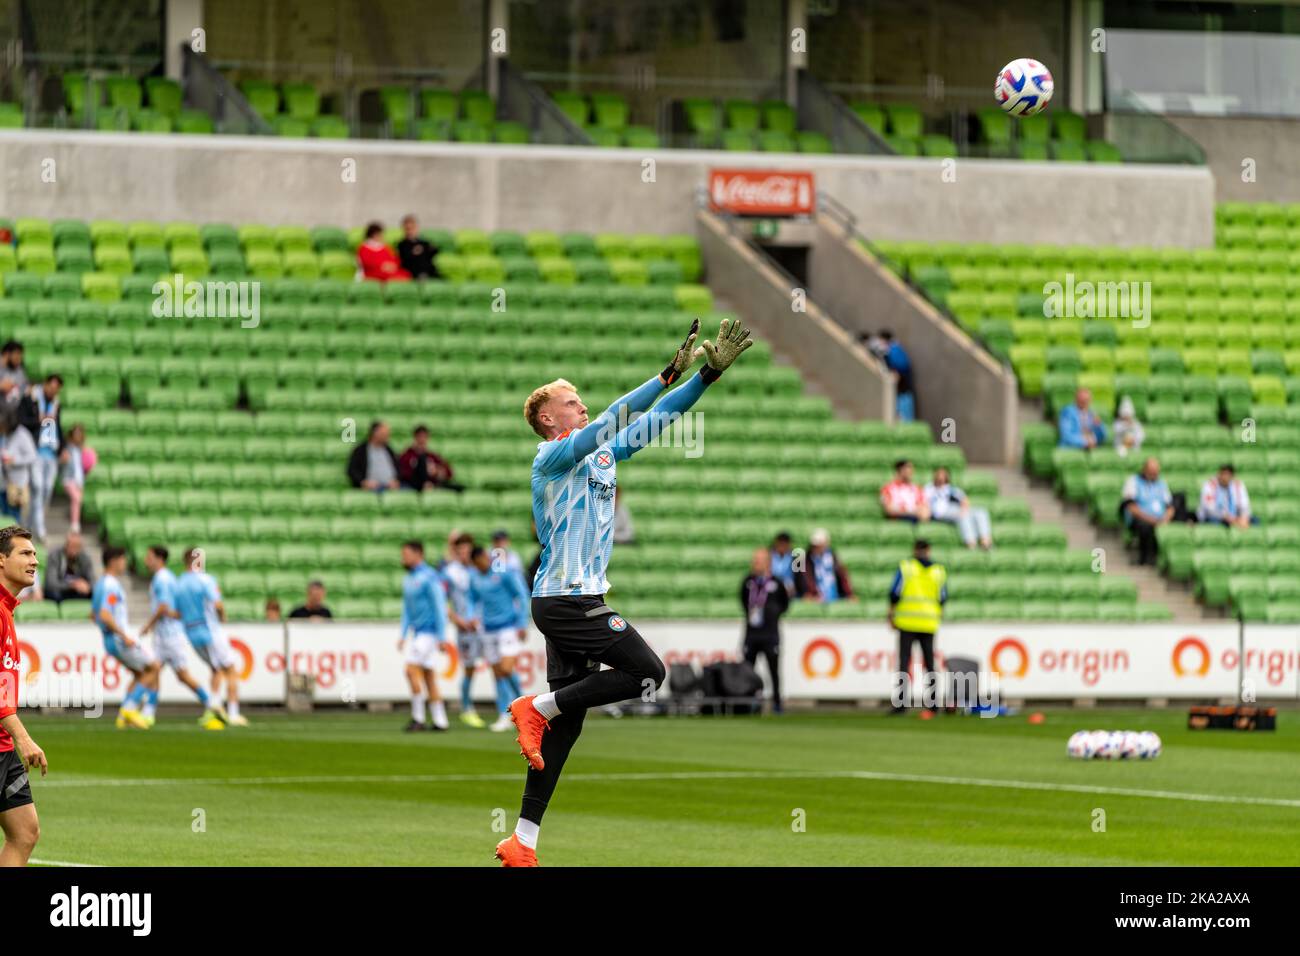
left=995, top=58, right=1054, bottom=116
left=1066, top=730, right=1094, bottom=759
left=1139, top=731, right=1163, bottom=759
left=1118, top=730, right=1143, bottom=759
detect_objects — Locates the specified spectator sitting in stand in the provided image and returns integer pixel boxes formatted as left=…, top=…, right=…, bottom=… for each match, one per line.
left=398, top=424, right=464, bottom=492
left=289, top=580, right=334, bottom=619
left=356, top=222, right=412, bottom=282
left=1121, top=456, right=1174, bottom=566
left=347, top=420, right=402, bottom=492
left=265, top=598, right=282, bottom=622
left=924, top=466, right=993, bottom=550
left=880, top=459, right=930, bottom=523
left=1112, top=395, right=1145, bottom=459
left=1058, top=387, right=1107, bottom=450
left=396, top=214, right=440, bottom=280
left=45, top=530, right=94, bottom=602
left=1197, top=464, right=1255, bottom=529
left=796, top=528, right=854, bottom=602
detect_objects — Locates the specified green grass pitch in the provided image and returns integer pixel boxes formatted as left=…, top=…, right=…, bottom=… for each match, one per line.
left=21, top=707, right=1300, bottom=866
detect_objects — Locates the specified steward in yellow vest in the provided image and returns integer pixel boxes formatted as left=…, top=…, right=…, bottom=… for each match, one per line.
left=888, top=539, right=947, bottom=715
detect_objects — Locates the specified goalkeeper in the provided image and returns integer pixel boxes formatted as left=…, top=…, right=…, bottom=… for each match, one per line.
left=495, top=317, right=753, bottom=866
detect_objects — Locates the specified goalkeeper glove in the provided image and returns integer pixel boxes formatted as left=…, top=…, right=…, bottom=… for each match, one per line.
left=698, top=316, right=754, bottom=384
left=659, top=318, right=703, bottom=386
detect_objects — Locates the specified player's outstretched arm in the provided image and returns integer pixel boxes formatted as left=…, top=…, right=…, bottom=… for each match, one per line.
left=613, top=316, right=753, bottom=461
left=570, top=320, right=702, bottom=460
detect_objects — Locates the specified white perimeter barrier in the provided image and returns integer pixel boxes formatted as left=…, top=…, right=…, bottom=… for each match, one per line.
left=11, top=620, right=1299, bottom=707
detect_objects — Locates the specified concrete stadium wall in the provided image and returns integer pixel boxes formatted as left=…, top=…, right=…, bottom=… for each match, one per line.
left=0, top=130, right=1213, bottom=247
left=696, top=209, right=891, bottom=422
left=1165, top=115, right=1300, bottom=205
left=809, top=214, right=1018, bottom=465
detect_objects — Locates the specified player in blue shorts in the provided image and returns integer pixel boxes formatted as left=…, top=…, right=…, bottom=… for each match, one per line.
left=92, top=547, right=160, bottom=730
left=495, top=316, right=753, bottom=866
left=140, top=545, right=226, bottom=730
left=467, top=545, right=530, bottom=732
left=174, top=549, right=247, bottom=726
left=398, top=540, right=450, bottom=732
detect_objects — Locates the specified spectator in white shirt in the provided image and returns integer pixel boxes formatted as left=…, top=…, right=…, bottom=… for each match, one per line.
left=880, top=459, right=930, bottom=523
left=924, top=467, right=992, bottom=550
left=1112, top=395, right=1145, bottom=459
left=1197, top=464, right=1253, bottom=529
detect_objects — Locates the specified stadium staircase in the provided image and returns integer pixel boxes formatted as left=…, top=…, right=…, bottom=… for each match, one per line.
left=978, top=398, right=1207, bottom=622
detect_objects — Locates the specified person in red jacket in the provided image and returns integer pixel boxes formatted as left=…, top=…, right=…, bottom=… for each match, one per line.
left=398, top=425, right=465, bottom=493
left=356, top=222, right=411, bottom=282
left=0, top=525, right=47, bottom=867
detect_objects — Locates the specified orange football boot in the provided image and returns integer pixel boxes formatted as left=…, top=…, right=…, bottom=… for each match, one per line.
left=509, top=695, right=550, bottom=771
left=495, top=833, right=540, bottom=867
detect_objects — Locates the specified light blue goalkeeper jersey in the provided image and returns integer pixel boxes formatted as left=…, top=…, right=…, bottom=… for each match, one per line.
left=531, top=371, right=708, bottom=597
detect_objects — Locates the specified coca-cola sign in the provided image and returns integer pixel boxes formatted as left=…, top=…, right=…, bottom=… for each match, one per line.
left=708, top=169, right=815, bottom=216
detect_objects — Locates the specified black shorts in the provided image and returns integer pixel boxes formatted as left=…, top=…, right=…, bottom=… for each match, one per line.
left=531, top=594, right=639, bottom=686
left=0, top=748, right=33, bottom=813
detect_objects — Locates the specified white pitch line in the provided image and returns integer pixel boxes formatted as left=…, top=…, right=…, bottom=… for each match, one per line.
left=33, top=769, right=1300, bottom=809
left=29, top=858, right=100, bottom=867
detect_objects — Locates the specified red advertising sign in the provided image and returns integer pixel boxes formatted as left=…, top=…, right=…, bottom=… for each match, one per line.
left=708, top=168, right=814, bottom=216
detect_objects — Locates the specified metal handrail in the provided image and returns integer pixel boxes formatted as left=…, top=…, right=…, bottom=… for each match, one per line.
left=797, top=69, right=894, bottom=155
left=498, top=58, right=590, bottom=146
left=182, top=45, right=272, bottom=135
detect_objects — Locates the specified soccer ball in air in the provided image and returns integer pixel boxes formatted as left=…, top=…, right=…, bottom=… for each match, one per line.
left=995, top=58, right=1054, bottom=116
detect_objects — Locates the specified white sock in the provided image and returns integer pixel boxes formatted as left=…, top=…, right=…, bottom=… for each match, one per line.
left=227, top=700, right=240, bottom=719
left=515, top=819, right=539, bottom=849
left=533, top=692, right=561, bottom=720
left=411, top=693, right=427, bottom=721
left=429, top=700, right=446, bottom=723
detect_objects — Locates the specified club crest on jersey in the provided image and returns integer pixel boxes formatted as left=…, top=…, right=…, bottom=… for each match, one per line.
left=607, top=615, right=627, bottom=632
left=595, top=451, right=613, bottom=469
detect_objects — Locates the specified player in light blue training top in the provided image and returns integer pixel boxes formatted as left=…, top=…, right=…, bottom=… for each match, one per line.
left=398, top=539, right=451, bottom=732
left=439, top=531, right=484, bottom=728
left=140, top=545, right=225, bottom=729
left=174, top=548, right=246, bottom=726
left=496, top=317, right=754, bottom=867
left=93, top=546, right=160, bottom=730
left=468, top=545, right=531, bottom=732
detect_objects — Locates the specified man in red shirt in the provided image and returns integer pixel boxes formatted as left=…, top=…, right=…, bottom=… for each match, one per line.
left=398, top=424, right=465, bottom=492
left=356, top=222, right=412, bottom=282
left=880, top=458, right=931, bottom=524
left=0, top=525, right=47, bottom=866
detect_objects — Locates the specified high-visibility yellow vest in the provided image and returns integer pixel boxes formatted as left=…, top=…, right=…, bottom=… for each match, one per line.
left=894, top=558, right=946, bottom=634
